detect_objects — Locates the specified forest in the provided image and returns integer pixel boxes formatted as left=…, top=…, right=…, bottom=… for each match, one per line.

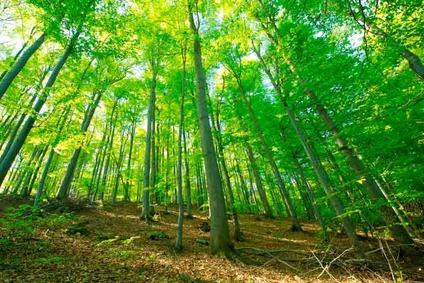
left=0, top=0, right=423, bottom=282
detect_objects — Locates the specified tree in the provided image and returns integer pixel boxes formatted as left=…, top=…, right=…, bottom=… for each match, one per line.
left=188, top=0, right=233, bottom=255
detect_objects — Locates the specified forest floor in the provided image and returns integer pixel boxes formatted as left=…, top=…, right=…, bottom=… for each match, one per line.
left=0, top=196, right=423, bottom=283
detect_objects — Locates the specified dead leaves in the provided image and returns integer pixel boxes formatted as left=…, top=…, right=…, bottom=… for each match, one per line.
left=0, top=201, right=419, bottom=282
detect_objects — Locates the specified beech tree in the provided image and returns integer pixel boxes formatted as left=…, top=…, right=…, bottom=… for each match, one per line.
left=0, top=0, right=422, bottom=256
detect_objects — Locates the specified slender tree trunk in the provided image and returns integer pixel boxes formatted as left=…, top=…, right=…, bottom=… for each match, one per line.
left=0, top=33, right=46, bottom=99
left=325, top=148, right=355, bottom=202
left=34, top=148, right=54, bottom=207
left=209, top=89, right=242, bottom=241
left=183, top=129, right=193, bottom=218
left=57, top=91, right=102, bottom=200
left=292, top=174, right=314, bottom=220
left=12, top=148, right=39, bottom=195
left=0, top=92, right=40, bottom=164
left=25, top=146, right=48, bottom=197
left=151, top=104, right=158, bottom=203
left=253, top=13, right=413, bottom=243
left=195, top=159, right=204, bottom=208
left=140, top=65, right=158, bottom=221
left=292, top=157, right=327, bottom=236
left=239, top=90, right=301, bottom=230
left=0, top=113, right=26, bottom=164
left=0, top=36, right=30, bottom=81
left=124, top=118, right=136, bottom=202
left=306, top=89, right=413, bottom=243
left=284, top=102, right=356, bottom=241
left=0, top=112, right=18, bottom=149
left=100, top=101, right=117, bottom=202
left=89, top=127, right=107, bottom=202
left=245, top=145, right=273, bottom=218
left=92, top=104, right=115, bottom=203
left=112, top=135, right=126, bottom=205
left=0, top=31, right=80, bottom=188
left=234, top=160, right=253, bottom=213
left=246, top=162, right=260, bottom=216
left=188, top=2, right=232, bottom=255
left=176, top=44, right=187, bottom=251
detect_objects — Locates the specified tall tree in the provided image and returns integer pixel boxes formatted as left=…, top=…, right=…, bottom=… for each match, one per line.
left=188, top=0, right=233, bottom=255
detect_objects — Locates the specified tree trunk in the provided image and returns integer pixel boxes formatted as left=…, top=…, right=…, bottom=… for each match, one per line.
left=0, top=33, right=46, bottom=99
left=188, top=2, right=233, bottom=255
left=245, top=145, right=273, bottom=218
left=233, top=160, right=251, bottom=213
left=401, top=49, right=424, bottom=79
left=100, top=101, right=117, bottom=202
left=183, top=129, right=193, bottom=218
left=306, top=89, right=413, bottom=244
left=112, top=135, right=126, bottom=205
left=34, top=147, right=54, bottom=207
left=140, top=65, right=158, bottom=221
left=176, top=44, right=187, bottom=251
left=12, top=147, right=39, bottom=195
left=0, top=31, right=80, bottom=188
left=25, top=146, right=48, bottom=197
left=57, top=91, right=102, bottom=200
left=238, top=87, right=301, bottom=230
left=124, top=118, right=136, bottom=202
left=293, top=157, right=327, bottom=235
left=209, top=88, right=242, bottom=241
left=254, top=11, right=413, bottom=243
left=284, top=102, right=356, bottom=241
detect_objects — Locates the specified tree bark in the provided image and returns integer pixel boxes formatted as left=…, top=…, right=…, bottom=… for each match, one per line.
left=238, top=87, right=301, bottom=230
left=245, top=145, right=273, bottom=218
left=140, top=66, right=157, bottom=221
left=293, top=157, right=327, bottom=234
left=57, top=91, right=102, bottom=200
left=284, top=102, right=356, bottom=241
left=0, top=33, right=46, bottom=99
left=124, top=118, right=136, bottom=202
left=0, top=31, right=80, bottom=188
left=112, top=135, right=126, bottom=205
left=210, top=87, right=242, bottom=241
left=254, top=7, right=413, bottom=244
left=188, top=2, right=233, bottom=255
left=183, top=129, right=193, bottom=218
left=400, top=49, right=424, bottom=79
left=176, top=45, right=187, bottom=251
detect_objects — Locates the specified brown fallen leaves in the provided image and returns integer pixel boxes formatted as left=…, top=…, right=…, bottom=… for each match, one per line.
left=0, top=198, right=423, bottom=282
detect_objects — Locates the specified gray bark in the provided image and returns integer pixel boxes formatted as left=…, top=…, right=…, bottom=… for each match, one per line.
left=57, top=91, right=102, bottom=200
left=285, top=102, right=356, bottom=240
left=0, top=31, right=80, bottom=188
left=140, top=66, right=157, bottom=221
left=176, top=45, right=187, bottom=251
left=189, top=2, right=233, bottom=255
left=0, top=33, right=46, bottom=99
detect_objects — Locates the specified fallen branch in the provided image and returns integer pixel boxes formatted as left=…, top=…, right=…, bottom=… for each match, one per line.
left=236, top=246, right=387, bottom=270
left=236, top=246, right=310, bottom=257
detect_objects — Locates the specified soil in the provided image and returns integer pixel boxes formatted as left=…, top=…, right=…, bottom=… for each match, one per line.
left=1, top=196, right=423, bottom=282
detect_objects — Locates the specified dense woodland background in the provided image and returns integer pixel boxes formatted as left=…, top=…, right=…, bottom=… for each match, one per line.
left=0, top=0, right=423, bottom=281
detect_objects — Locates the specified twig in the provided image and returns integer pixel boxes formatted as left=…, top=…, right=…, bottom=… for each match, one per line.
left=236, top=247, right=301, bottom=271
left=378, top=238, right=396, bottom=283
left=236, top=246, right=309, bottom=257
left=310, top=249, right=338, bottom=281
